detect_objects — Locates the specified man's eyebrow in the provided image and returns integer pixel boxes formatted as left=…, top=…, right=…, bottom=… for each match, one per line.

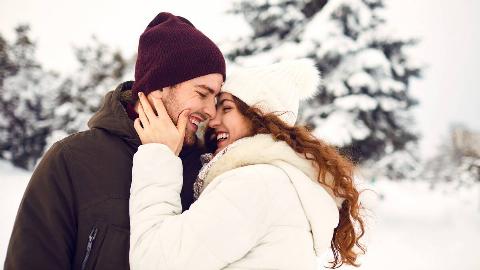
left=195, top=84, right=216, bottom=95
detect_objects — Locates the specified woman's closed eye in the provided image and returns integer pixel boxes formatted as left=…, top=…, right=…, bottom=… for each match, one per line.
left=222, top=106, right=232, bottom=113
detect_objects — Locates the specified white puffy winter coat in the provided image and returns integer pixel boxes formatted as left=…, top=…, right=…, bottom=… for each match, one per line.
left=129, top=134, right=341, bottom=270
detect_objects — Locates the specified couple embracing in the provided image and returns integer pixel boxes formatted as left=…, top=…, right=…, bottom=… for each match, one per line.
left=5, top=12, right=364, bottom=270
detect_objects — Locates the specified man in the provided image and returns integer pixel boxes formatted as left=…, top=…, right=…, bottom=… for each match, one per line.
left=4, top=12, right=225, bottom=270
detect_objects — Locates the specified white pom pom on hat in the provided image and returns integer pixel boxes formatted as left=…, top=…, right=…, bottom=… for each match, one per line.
left=221, top=58, right=321, bottom=126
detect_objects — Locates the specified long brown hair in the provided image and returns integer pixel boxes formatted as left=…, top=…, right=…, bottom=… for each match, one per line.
left=232, top=96, right=366, bottom=268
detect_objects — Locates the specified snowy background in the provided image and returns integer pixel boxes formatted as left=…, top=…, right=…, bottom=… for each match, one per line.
left=2, top=160, right=479, bottom=270
left=1, top=0, right=479, bottom=269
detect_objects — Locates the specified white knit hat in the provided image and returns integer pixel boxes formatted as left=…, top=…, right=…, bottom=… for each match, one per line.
left=221, top=58, right=321, bottom=125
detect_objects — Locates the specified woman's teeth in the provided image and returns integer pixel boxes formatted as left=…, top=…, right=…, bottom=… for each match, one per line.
left=217, top=133, right=229, bottom=141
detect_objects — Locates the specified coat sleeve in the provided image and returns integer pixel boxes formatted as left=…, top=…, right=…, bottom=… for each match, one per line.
left=4, top=142, right=76, bottom=270
left=129, top=144, right=273, bottom=270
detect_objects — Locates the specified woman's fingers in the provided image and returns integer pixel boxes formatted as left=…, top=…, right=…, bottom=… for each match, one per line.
left=133, top=118, right=142, bottom=132
left=137, top=103, right=149, bottom=127
left=133, top=118, right=147, bottom=144
left=151, top=95, right=170, bottom=121
left=177, top=109, right=190, bottom=138
left=134, top=91, right=191, bottom=154
left=174, top=109, right=190, bottom=155
left=138, top=92, right=157, bottom=121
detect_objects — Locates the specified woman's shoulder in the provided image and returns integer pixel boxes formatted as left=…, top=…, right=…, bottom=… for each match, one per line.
left=219, top=163, right=289, bottom=182
left=201, top=163, right=291, bottom=195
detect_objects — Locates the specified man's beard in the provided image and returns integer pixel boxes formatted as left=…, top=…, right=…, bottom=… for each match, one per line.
left=183, top=129, right=197, bottom=146
left=162, top=92, right=196, bottom=146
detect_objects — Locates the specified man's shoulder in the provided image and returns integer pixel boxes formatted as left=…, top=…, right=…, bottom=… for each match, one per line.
left=60, top=129, right=113, bottom=145
left=50, top=129, right=119, bottom=156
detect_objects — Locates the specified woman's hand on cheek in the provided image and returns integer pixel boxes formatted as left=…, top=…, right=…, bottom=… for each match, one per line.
left=133, top=92, right=190, bottom=156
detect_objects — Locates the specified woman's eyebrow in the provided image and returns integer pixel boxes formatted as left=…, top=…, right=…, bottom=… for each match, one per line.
left=216, top=98, right=233, bottom=108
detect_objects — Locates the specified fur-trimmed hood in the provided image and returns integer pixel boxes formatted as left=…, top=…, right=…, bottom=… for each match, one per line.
left=201, top=134, right=344, bottom=208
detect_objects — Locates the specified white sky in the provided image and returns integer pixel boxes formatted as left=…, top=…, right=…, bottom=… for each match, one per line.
left=0, top=0, right=479, bottom=158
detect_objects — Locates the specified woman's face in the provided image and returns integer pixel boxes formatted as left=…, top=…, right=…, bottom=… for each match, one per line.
left=206, top=92, right=253, bottom=154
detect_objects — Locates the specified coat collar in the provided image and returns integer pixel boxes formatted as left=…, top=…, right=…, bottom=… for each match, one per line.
left=201, top=134, right=343, bottom=256
left=202, top=134, right=344, bottom=208
left=88, top=81, right=141, bottom=149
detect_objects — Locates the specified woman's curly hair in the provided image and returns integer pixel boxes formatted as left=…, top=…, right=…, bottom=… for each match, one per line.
left=232, top=96, right=366, bottom=268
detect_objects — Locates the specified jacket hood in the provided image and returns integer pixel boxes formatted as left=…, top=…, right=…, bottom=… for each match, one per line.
left=88, top=81, right=141, bottom=148
left=202, top=134, right=342, bottom=256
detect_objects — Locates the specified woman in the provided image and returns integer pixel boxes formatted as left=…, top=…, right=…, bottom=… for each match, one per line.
left=130, top=59, right=365, bottom=270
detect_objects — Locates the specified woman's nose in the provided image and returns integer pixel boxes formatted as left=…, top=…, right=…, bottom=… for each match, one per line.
left=208, top=114, right=221, bottom=128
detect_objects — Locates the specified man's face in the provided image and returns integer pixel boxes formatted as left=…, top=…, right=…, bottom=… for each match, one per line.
left=147, top=73, right=223, bottom=146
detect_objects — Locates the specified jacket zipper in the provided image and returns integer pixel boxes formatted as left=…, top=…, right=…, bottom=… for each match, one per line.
left=81, top=226, right=98, bottom=270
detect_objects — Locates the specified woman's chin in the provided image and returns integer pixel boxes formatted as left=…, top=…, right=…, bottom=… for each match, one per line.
left=214, top=140, right=230, bottom=155
left=214, top=145, right=226, bottom=155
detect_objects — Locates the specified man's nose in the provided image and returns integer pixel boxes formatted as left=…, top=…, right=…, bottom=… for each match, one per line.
left=204, top=100, right=217, bottom=120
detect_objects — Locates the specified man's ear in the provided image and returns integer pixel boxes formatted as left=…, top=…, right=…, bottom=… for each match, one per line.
left=147, top=90, right=163, bottom=103
left=146, top=90, right=163, bottom=113
left=148, top=89, right=163, bottom=98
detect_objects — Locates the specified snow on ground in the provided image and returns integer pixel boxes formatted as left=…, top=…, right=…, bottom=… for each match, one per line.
left=0, top=161, right=30, bottom=266
left=1, top=160, right=479, bottom=269
left=332, top=180, right=480, bottom=270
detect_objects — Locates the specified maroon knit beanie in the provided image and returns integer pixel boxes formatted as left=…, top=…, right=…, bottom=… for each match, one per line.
left=131, top=12, right=226, bottom=97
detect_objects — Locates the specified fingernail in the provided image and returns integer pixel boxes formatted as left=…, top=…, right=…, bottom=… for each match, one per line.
left=138, top=92, right=142, bottom=97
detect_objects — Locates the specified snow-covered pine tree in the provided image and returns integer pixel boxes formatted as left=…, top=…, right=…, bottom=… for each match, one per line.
left=225, top=0, right=422, bottom=178
left=423, top=125, right=480, bottom=186
left=0, top=34, right=17, bottom=86
left=0, top=25, right=58, bottom=169
left=53, top=36, right=132, bottom=136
